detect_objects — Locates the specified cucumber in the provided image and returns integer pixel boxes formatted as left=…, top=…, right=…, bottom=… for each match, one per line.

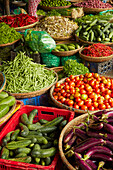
left=0, top=91, right=8, bottom=100
left=19, top=123, right=29, bottom=137
left=15, top=147, right=31, bottom=154
left=1, top=147, right=9, bottom=159
left=60, top=44, right=68, bottom=51
left=6, top=140, right=31, bottom=150
left=11, top=129, right=20, bottom=141
left=16, top=136, right=37, bottom=143
left=25, top=135, right=48, bottom=145
left=109, top=31, right=113, bottom=39
left=59, top=120, right=67, bottom=130
left=21, top=113, right=30, bottom=125
left=2, top=131, right=14, bottom=146
left=75, top=44, right=80, bottom=49
left=75, top=25, right=82, bottom=33
left=103, top=23, right=111, bottom=32
left=90, top=31, right=94, bottom=42
left=29, top=143, right=35, bottom=148
left=68, top=44, right=75, bottom=48
left=41, top=159, right=45, bottom=166
left=0, top=96, right=16, bottom=107
left=9, top=151, right=14, bottom=157
left=37, top=126, right=57, bottom=134
left=28, top=131, right=42, bottom=136
left=31, top=147, right=56, bottom=158
left=43, top=117, right=64, bottom=127
left=68, top=46, right=75, bottom=51
left=33, top=144, right=41, bottom=151
left=55, top=45, right=61, bottom=50
left=41, top=142, right=53, bottom=149
left=53, top=49, right=59, bottom=52
left=8, top=156, right=32, bottom=163
left=27, top=122, right=41, bottom=131
left=59, top=48, right=65, bottom=51
left=39, top=119, right=49, bottom=125
left=90, top=19, right=97, bottom=27
left=15, top=153, right=27, bottom=158
left=44, top=157, right=51, bottom=166
left=35, top=158, right=40, bottom=164
left=0, top=104, right=9, bottom=119
left=28, top=109, right=38, bottom=124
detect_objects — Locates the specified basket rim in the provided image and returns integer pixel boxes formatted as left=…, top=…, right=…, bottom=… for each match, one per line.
left=0, top=38, right=21, bottom=47
left=11, top=68, right=58, bottom=99
left=0, top=72, right=6, bottom=93
left=50, top=75, right=113, bottom=114
left=79, top=47, right=113, bottom=62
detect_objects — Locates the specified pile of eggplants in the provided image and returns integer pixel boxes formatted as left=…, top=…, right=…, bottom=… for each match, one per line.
left=63, top=110, right=113, bottom=170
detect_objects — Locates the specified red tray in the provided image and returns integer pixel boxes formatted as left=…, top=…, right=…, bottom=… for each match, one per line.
left=0, top=105, right=74, bottom=170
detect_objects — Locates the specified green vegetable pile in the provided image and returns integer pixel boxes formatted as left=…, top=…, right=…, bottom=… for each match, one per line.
left=36, top=9, right=46, bottom=16
left=0, top=22, right=22, bottom=44
left=53, top=43, right=81, bottom=52
left=40, top=0, right=71, bottom=7
left=0, top=52, right=56, bottom=93
left=47, top=9, right=61, bottom=16
left=58, top=59, right=89, bottom=79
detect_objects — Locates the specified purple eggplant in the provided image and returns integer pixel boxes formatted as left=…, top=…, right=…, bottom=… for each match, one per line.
left=103, top=122, right=113, bottom=134
left=94, top=110, right=106, bottom=117
left=87, top=130, right=113, bottom=140
left=106, top=118, right=113, bottom=124
left=105, top=140, right=113, bottom=151
left=102, top=110, right=113, bottom=119
left=74, top=152, right=92, bottom=170
left=89, top=122, right=103, bottom=131
left=91, top=153, right=113, bottom=161
left=64, top=129, right=74, bottom=144
left=75, top=128, right=88, bottom=140
left=75, top=138, right=105, bottom=153
left=85, top=159, right=97, bottom=170
left=76, top=137, right=83, bottom=145
left=84, top=145, right=112, bottom=160
left=64, top=135, right=77, bottom=150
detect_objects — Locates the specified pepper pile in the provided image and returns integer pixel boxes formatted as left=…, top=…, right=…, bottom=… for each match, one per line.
left=82, top=43, right=113, bottom=57
left=0, top=14, right=38, bottom=28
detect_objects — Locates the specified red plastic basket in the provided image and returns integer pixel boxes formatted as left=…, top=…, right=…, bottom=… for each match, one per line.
left=0, top=105, right=74, bottom=170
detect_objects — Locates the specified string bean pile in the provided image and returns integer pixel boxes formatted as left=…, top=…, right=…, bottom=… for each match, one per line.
left=0, top=52, right=56, bottom=93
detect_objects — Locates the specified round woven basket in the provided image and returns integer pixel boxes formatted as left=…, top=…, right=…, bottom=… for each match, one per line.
left=15, top=21, right=39, bottom=32
left=79, top=48, right=113, bottom=63
left=75, top=34, right=113, bottom=46
left=12, top=1, right=26, bottom=6
left=50, top=75, right=113, bottom=114
left=11, top=68, right=58, bottom=99
left=0, top=91, right=16, bottom=126
left=0, top=72, right=6, bottom=93
left=83, top=7, right=113, bottom=13
left=0, top=38, right=21, bottom=47
left=51, top=35, right=73, bottom=41
left=52, top=41, right=83, bottom=57
left=39, top=5, right=72, bottom=11
left=59, top=112, right=93, bottom=170
left=50, top=66, right=63, bottom=73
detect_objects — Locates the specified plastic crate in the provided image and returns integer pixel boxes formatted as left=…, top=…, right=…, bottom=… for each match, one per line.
left=83, top=58, right=113, bottom=74
left=0, top=105, right=74, bottom=170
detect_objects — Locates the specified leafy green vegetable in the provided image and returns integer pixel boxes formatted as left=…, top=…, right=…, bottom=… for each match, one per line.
left=40, top=0, right=71, bottom=7
left=0, top=52, right=56, bottom=93
left=36, top=9, right=46, bottom=16
left=47, top=9, right=61, bottom=16
left=0, top=22, right=22, bottom=44
left=63, top=59, right=89, bottom=76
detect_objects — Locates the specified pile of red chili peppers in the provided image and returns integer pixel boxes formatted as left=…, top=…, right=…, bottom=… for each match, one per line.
left=82, top=43, right=113, bottom=57
left=0, top=14, right=38, bottom=28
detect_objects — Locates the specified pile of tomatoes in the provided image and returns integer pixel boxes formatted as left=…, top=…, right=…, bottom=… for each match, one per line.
left=53, top=73, right=113, bottom=111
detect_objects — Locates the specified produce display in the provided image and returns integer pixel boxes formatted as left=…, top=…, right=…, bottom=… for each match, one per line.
left=63, top=110, right=113, bottom=169
left=0, top=14, right=38, bottom=28
left=75, top=18, right=113, bottom=43
left=0, top=109, right=68, bottom=165
left=0, top=91, right=16, bottom=119
left=53, top=43, right=81, bottom=52
left=39, top=0, right=71, bottom=7
left=53, top=73, right=113, bottom=111
left=0, top=52, right=56, bottom=93
left=36, top=9, right=46, bottom=16
left=81, top=43, right=113, bottom=57
left=36, top=16, right=78, bottom=38
left=0, top=23, right=22, bottom=45
left=75, top=0, right=112, bottom=8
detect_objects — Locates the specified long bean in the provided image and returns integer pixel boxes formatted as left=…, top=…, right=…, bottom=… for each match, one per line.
left=0, top=52, right=56, bottom=93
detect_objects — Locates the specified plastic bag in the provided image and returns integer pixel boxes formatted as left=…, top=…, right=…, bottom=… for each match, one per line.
left=24, top=29, right=56, bottom=53
left=41, top=53, right=60, bottom=67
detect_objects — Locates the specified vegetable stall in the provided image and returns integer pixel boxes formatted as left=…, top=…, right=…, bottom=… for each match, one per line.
left=0, top=0, right=113, bottom=169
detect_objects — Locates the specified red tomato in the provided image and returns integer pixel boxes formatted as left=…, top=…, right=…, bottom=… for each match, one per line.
left=53, top=92, right=57, bottom=96
left=85, top=73, right=93, bottom=78
left=75, top=97, right=81, bottom=102
left=98, top=104, right=106, bottom=110
left=57, top=92, right=62, bottom=97
left=65, top=98, right=70, bottom=105
left=104, top=94, right=110, bottom=100
left=60, top=89, right=65, bottom=94
left=105, top=89, right=111, bottom=95
left=79, top=75, right=84, bottom=79
left=64, top=82, right=68, bottom=86
left=55, top=82, right=60, bottom=88
left=105, top=81, right=111, bottom=88
left=85, top=85, right=93, bottom=92
left=99, top=83, right=104, bottom=88
left=69, top=81, right=75, bottom=87
left=111, top=92, right=113, bottom=98
left=93, top=102, right=99, bottom=108
left=100, top=86, right=106, bottom=93
left=77, top=100, right=84, bottom=106
left=74, top=92, right=81, bottom=98
left=110, top=85, right=113, bottom=90
left=74, top=76, right=80, bottom=82
left=89, top=92, right=96, bottom=99
left=85, top=100, right=92, bottom=107
left=94, top=88, right=100, bottom=94
left=65, top=77, right=70, bottom=82
left=66, top=93, right=71, bottom=98
left=80, top=89, right=86, bottom=94
left=61, top=97, right=66, bottom=104
left=105, top=103, right=111, bottom=109
left=67, top=100, right=74, bottom=106
left=79, top=84, right=85, bottom=89
left=108, top=98, right=113, bottom=103
left=75, top=87, right=80, bottom=92
left=69, top=75, right=75, bottom=80
left=89, top=79, right=95, bottom=87
left=81, top=105, right=88, bottom=110
left=94, top=73, right=99, bottom=79
left=88, top=106, right=95, bottom=111
left=83, top=77, right=88, bottom=83
left=76, top=80, right=84, bottom=87
left=54, top=95, right=58, bottom=100
left=54, top=88, right=60, bottom=92
left=70, top=89, right=75, bottom=94
left=62, top=92, right=67, bottom=97
left=73, top=104, right=79, bottom=109
left=64, top=85, right=70, bottom=91
left=58, top=96, right=63, bottom=101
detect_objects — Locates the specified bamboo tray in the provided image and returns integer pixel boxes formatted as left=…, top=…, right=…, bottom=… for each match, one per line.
left=75, top=34, right=113, bottom=45
left=39, top=5, right=72, bottom=11
left=11, top=68, right=58, bottom=99
left=0, top=38, right=21, bottom=47
left=79, top=48, right=113, bottom=63
left=0, top=72, right=6, bottom=93
left=50, top=75, right=113, bottom=114
left=52, top=41, right=83, bottom=57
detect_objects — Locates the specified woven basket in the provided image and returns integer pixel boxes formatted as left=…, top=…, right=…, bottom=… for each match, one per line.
left=52, top=41, right=83, bottom=57
left=75, top=34, right=113, bottom=46
left=11, top=68, right=58, bottom=99
left=50, top=66, right=63, bottom=73
left=79, top=48, right=113, bottom=63
left=0, top=38, right=21, bottom=47
left=12, top=1, right=26, bottom=6
left=50, top=75, right=113, bottom=114
left=15, top=21, right=39, bottom=32
left=83, top=7, right=113, bottom=13
left=59, top=112, right=96, bottom=170
left=39, top=5, right=72, bottom=11
left=0, top=72, right=6, bottom=93
left=0, top=91, right=16, bottom=126
left=51, top=35, right=73, bottom=41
